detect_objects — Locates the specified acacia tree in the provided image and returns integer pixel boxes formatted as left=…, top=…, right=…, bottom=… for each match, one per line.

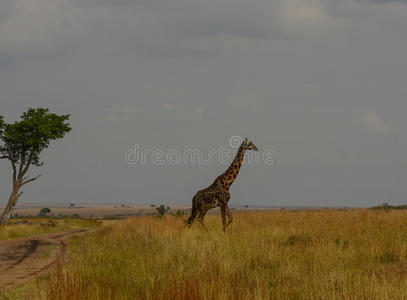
left=0, top=108, right=71, bottom=226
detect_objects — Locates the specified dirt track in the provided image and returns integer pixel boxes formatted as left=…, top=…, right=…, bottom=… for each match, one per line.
left=0, top=229, right=92, bottom=291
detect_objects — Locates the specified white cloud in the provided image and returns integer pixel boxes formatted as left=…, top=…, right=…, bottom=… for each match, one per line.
left=284, top=0, right=329, bottom=22
left=162, top=104, right=177, bottom=110
left=101, top=105, right=137, bottom=121
left=278, top=0, right=335, bottom=36
left=357, top=112, right=390, bottom=133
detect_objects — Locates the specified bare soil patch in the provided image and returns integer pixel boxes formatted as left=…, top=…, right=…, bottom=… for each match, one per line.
left=0, top=229, right=92, bottom=291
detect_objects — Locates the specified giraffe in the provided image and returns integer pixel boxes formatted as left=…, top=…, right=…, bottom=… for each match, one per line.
left=186, top=138, right=258, bottom=232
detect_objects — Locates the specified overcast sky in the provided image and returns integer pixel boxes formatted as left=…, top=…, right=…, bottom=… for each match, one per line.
left=1, top=0, right=407, bottom=207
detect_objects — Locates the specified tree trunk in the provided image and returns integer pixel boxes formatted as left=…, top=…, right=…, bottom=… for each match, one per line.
left=0, top=184, right=20, bottom=226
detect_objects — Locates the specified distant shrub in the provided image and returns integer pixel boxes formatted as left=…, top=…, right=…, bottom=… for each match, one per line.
left=40, top=207, right=51, bottom=216
left=155, top=205, right=168, bottom=218
left=370, top=204, right=407, bottom=210
left=171, top=210, right=185, bottom=218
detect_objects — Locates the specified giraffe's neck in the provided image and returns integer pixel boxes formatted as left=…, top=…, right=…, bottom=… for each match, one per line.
left=214, top=144, right=246, bottom=189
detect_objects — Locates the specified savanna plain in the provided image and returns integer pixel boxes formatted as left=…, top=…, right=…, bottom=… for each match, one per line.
left=3, top=209, right=407, bottom=300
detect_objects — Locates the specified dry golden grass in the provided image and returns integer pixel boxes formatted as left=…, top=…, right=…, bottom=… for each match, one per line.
left=0, top=218, right=101, bottom=240
left=12, top=210, right=407, bottom=299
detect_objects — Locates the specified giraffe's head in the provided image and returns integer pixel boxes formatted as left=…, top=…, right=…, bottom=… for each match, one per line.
left=243, top=138, right=258, bottom=151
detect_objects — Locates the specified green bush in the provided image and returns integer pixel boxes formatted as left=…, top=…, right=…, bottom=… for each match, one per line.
left=155, top=205, right=168, bottom=218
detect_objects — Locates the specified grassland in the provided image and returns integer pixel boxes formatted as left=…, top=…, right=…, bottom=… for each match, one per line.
left=6, top=210, right=407, bottom=299
left=0, top=218, right=101, bottom=240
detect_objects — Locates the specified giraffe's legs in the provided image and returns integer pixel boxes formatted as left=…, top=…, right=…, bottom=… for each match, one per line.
left=220, top=204, right=233, bottom=231
left=186, top=207, right=199, bottom=225
left=197, top=209, right=208, bottom=231
left=226, top=205, right=233, bottom=225
left=220, top=205, right=227, bottom=232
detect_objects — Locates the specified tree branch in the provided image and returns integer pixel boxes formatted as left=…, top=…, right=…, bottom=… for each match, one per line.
left=21, top=174, right=41, bottom=186
left=0, top=135, right=17, bottom=182
left=21, top=151, right=34, bottom=177
left=18, top=152, right=26, bottom=177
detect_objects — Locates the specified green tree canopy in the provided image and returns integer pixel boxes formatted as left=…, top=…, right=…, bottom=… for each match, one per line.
left=0, top=108, right=71, bottom=169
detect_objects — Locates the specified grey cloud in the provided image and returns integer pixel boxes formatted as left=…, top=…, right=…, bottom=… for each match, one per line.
left=0, top=0, right=338, bottom=69
left=358, top=0, right=407, bottom=2
left=74, top=0, right=142, bottom=5
left=1, top=0, right=407, bottom=207
left=0, top=0, right=15, bottom=23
